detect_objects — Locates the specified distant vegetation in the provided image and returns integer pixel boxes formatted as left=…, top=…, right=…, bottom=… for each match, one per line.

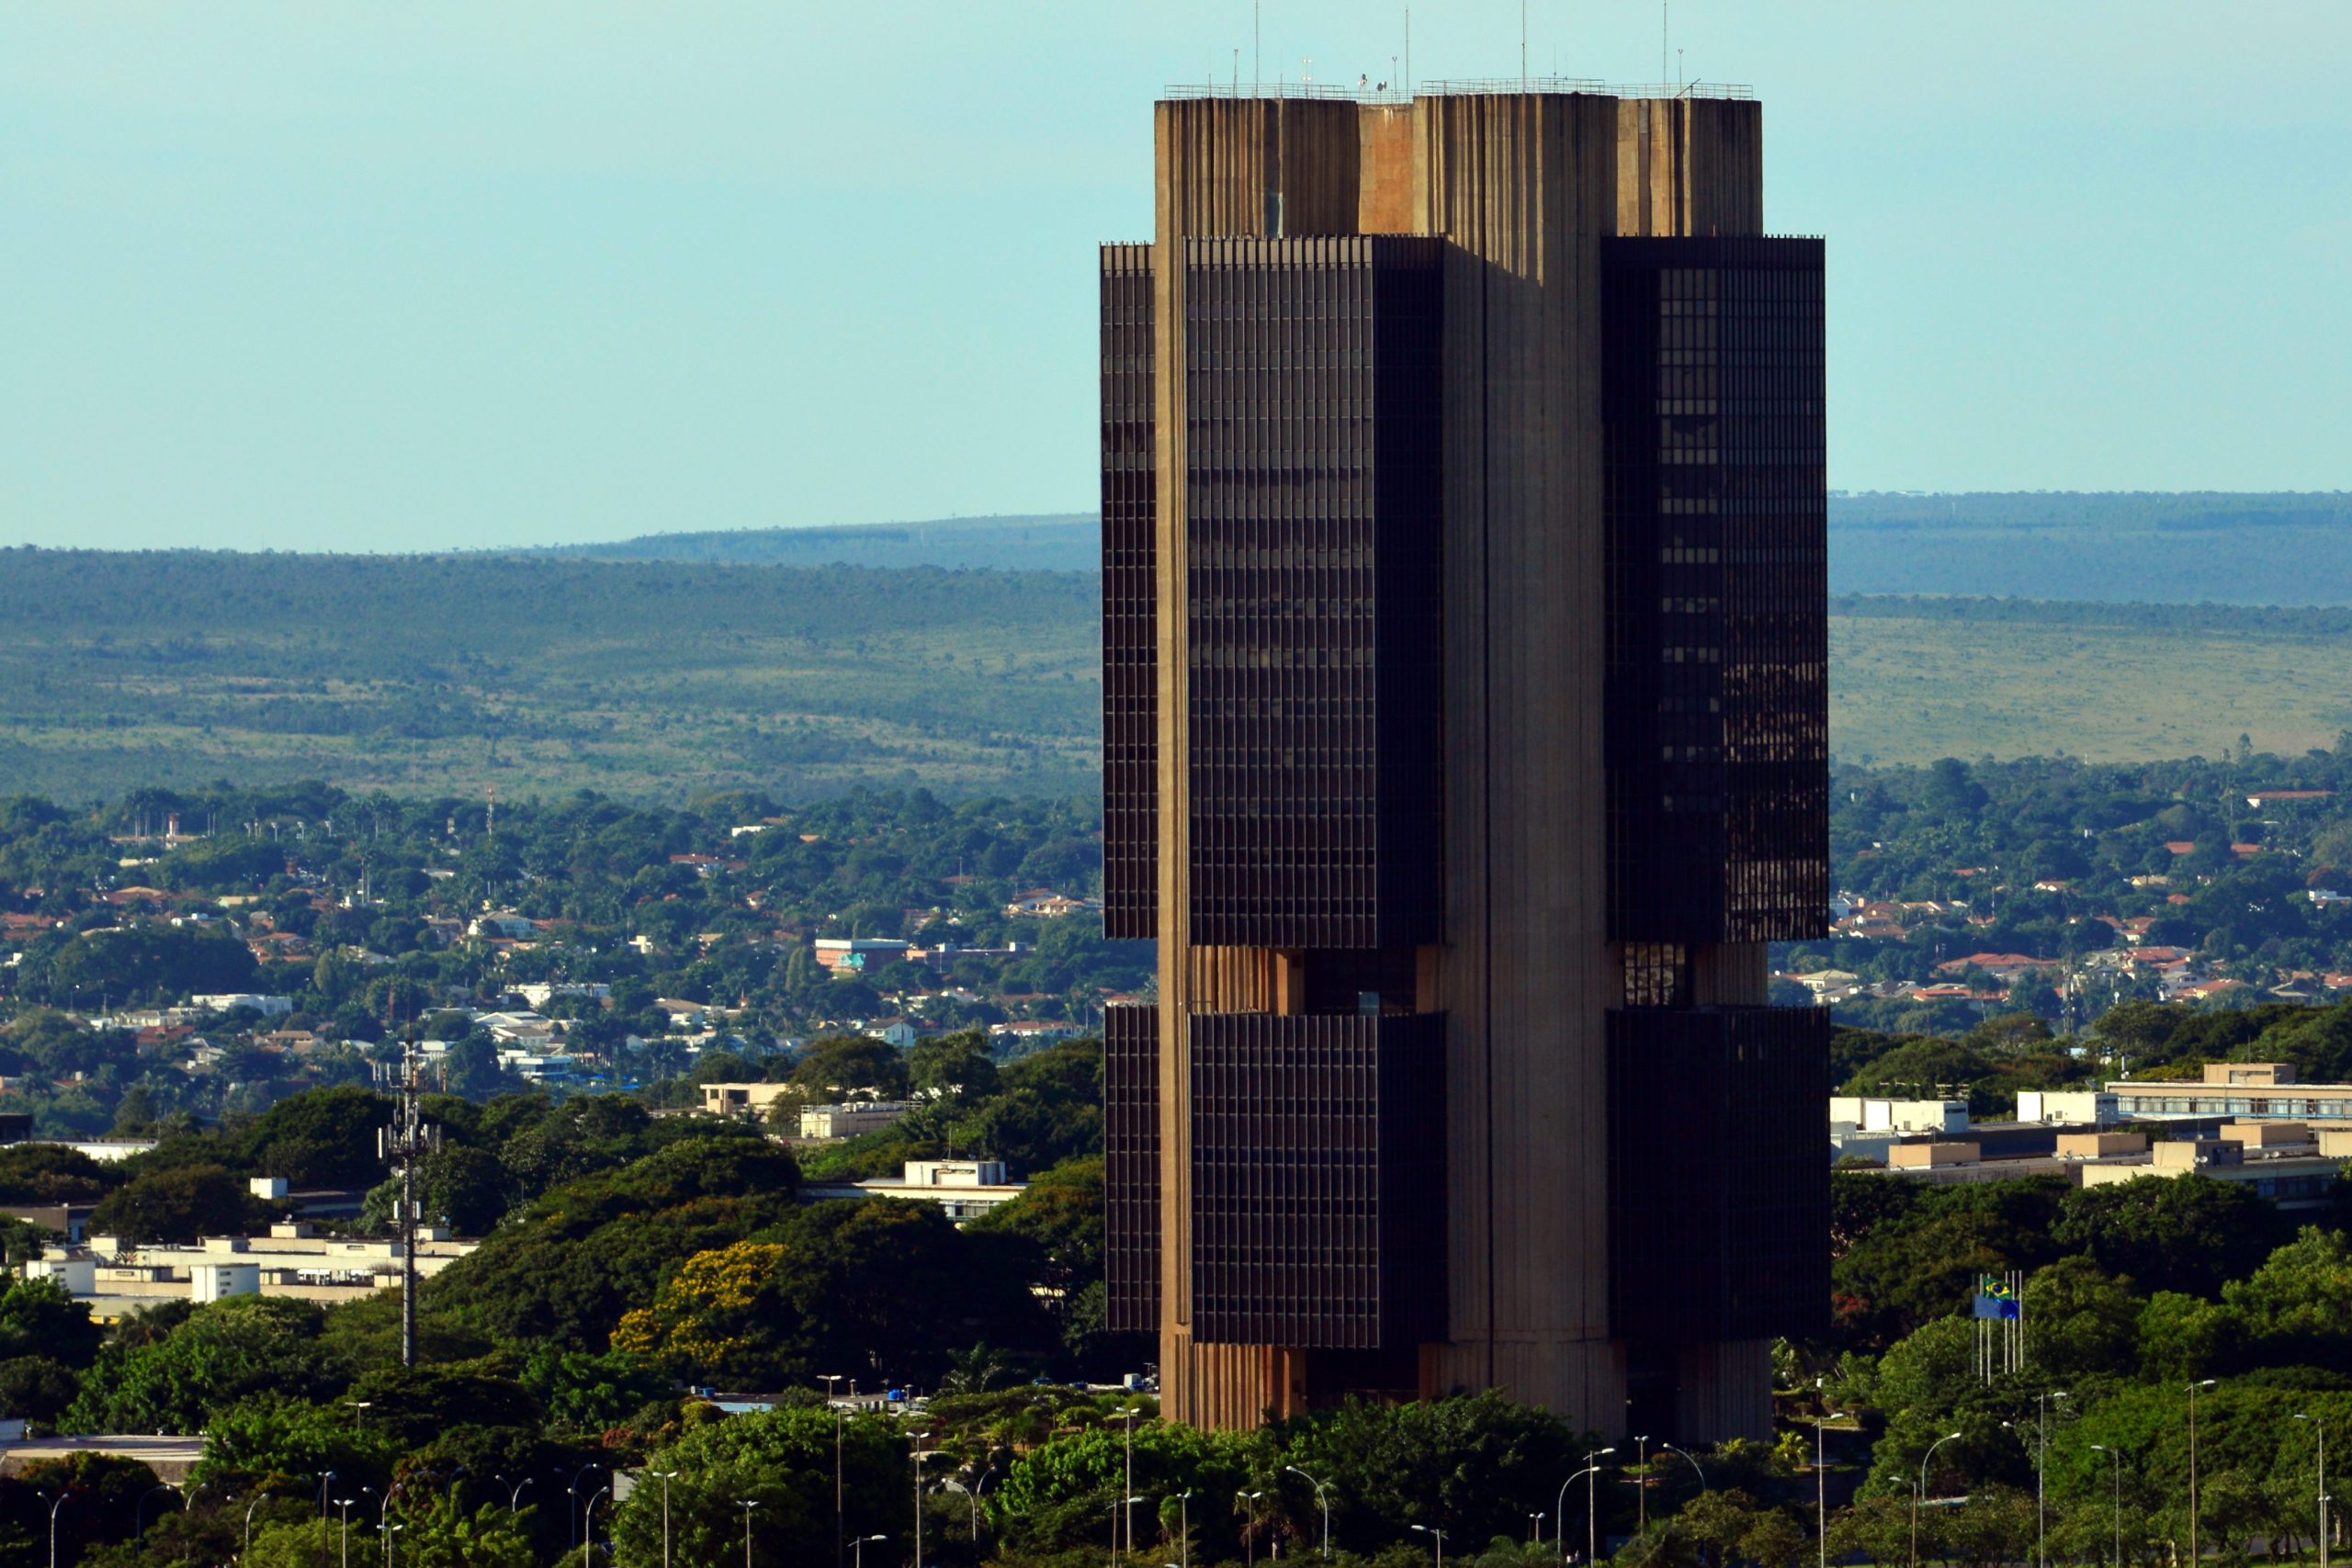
left=550, top=495, right=2352, bottom=603
left=537, top=512, right=1098, bottom=571
left=0, top=549, right=1096, bottom=803
left=1829, top=490, right=2352, bottom=604
left=8, top=494, right=2352, bottom=805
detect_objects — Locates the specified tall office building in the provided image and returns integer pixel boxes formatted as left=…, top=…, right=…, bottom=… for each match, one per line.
left=1102, top=81, right=1829, bottom=1440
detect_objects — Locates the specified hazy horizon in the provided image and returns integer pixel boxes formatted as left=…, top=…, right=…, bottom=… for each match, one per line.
left=6, top=2, right=2348, bottom=552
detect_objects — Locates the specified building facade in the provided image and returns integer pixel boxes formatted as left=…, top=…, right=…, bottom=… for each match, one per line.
left=1102, top=84, right=1828, bottom=1439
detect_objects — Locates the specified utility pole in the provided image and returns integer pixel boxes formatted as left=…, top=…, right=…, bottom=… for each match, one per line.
left=379, top=1037, right=440, bottom=1368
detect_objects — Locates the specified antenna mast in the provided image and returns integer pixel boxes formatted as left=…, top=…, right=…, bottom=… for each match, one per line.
left=378, top=1037, right=441, bottom=1369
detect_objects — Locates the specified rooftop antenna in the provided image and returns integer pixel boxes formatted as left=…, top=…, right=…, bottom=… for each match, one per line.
left=1405, top=7, right=1410, bottom=92
left=1664, top=0, right=1669, bottom=87
left=1521, top=0, right=1528, bottom=85
left=1254, top=1, right=1261, bottom=95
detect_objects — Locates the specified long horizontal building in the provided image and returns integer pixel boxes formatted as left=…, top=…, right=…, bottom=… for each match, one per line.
left=1102, top=77, right=1831, bottom=1439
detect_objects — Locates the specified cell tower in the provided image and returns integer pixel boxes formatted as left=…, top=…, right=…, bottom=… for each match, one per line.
left=377, top=1038, right=441, bottom=1368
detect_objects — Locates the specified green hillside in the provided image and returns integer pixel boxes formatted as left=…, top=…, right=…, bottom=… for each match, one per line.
left=0, top=549, right=1098, bottom=802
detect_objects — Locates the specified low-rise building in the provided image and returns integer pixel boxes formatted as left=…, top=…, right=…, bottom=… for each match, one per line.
left=2107, top=1063, right=2352, bottom=1122
left=804, top=1160, right=1028, bottom=1223
left=699, top=1081, right=797, bottom=1118
left=21, top=1222, right=481, bottom=1316
left=797, top=1100, right=917, bottom=1140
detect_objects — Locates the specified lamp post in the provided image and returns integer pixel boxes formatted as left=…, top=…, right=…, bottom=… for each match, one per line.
left=853, top=1534, right=888, bottom=1568
left=249, top=1493, right=275, bottom=1555
left=910, top=1432, right=933, bottom=1568
left=138, top=1483, right=180, bottom=1542
left=1662, top=1443, right=1708, bottom=1493
left=2188, top=1379, right=2217, bottom=1567
left=2091, top=1445, right=2124, bottom=1568
left=1914, top=1431, right=1964, bottom=1568
left=1110, top=1495, right=1146, bottom=1562
left=581, top=1484, right=610, bottom=1568
left=336, top=1497, right=361, bottom=1568
left=1283, top=1466, right=1332, bottom=1560
left=2298, top=1414, right=2330, bottom=1568
left=1177, top=1488, right=1194, bottom=1568
left=2036, top=1391, right=2072, bottom=1568
left=504, top=1474, right=537, bottom=1514
left=569, top=1464, right=600, bottom=1553
left=820, top=1377, right=845, bottom=1568
left=40, top=1491, right=67, bottom=1568
left=737, top=1499, right=758, bottom=1568
left=1236, top=1491, right=1264, bottom=1568
left=382, top=1520, right=404, bottom=1568
left=650, top=1470, right=679, bottom=1568
left=1557, top=1455, right=1613, bottom=1563
left=1410, top=1522, right=1447, bottom=1566
left=1634, top=1437, right=1651, bottom=1536
left=318, top=1470, right=339, bottom=1568
left=1531, top=1513, right=1547, bottom=1545
left=1115, top=1407, right=1144, bottom=1558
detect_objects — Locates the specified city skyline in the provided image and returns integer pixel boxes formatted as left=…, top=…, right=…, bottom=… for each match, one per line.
left=4, top=2, right=2349, bottom=553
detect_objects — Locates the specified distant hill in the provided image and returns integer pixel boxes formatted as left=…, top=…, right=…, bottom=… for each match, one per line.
left=546, top=494, right=2352, bottom=604
left=1827, top=491, right=2352, bottom=604
left=541, top=513, right=1097, bottom=572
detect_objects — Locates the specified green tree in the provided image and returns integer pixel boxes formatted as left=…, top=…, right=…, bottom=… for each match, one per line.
left=87, top=1163, right=268, bottom=1244
left=608, top=1406, right=909, bottom=1568
left=66, top=1296, right=344, bottom=1434
left=0, top=1278, right=102, bottom=1368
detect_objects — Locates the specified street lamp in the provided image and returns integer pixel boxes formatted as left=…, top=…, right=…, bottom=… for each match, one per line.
left=1531, top=1512, right=1547, bottom=1545
left=2298, top=1413, right=2331, bottom=1568
left=2034, top=1391, right=2072, bottom=1568
left=336, top=1496, right=362, bottom=1568
left=1175, top=1488, right=1194, bottom=1568
left=1115, top=1407, right=1144, bottom=1558
left=819, top=1377, right=846, bottom=1568
left=39, top=1491, right=67, bottom=1568
left=1914, top=1431, right=1964, bottom=1568
left=2188, top=1379, right=2218, bottom=1568
left=581, top=1485, right=610, bottom=1568
left=2090, top=1445, right=2124, bottom=1568
left=1556, top=1449, right=1614, bottom=1564
left=381, top=1520, right=404, bottom=1568
left=910, top=1432, right=934, bottom=1568
left=569, top=1464, right=600, bottom=1552
left=1410, top=1522, right=1448, bottom=1566
left=1662, top=1443, right=1708, bottom=1492
left=503, top=1474, right=537, bottom=1514
left=1109, top=1495, right=1146, bottom=1562
left=736, top=1499, right=758, bottom=1568
left=138, top=1483, right=181, bottom=1542
left=1235, top=1491, right=1264, bottom=1568
left=852, top=1534, right=887, bottom=1568
left=1634, top=1437, right=1652, bottom=1536
left=650, top=1470, right=679, bottom=1568
left=1283, top=1466, right=1332, bottom=1559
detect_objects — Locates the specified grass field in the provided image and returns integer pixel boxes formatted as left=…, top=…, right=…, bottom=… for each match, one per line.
left=1830, top=604, right=2352, bottom=765
left=5, top=550, right=2349, bottom=802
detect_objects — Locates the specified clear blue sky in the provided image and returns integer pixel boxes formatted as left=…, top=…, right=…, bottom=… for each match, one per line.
left=4, top=3, right=2346, bottom=552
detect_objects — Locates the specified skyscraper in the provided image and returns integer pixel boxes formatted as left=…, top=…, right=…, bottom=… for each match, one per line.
left=1102, top=81, right=1828, bottom=1440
